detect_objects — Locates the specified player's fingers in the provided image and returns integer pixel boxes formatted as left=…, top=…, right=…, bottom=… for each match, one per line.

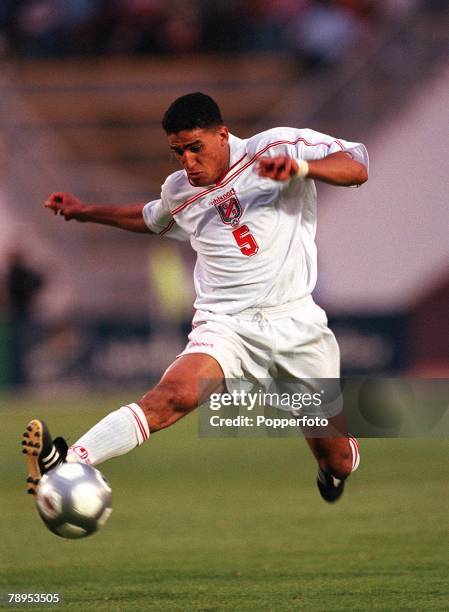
left=260, top=158, right=285, bottom=179
left=259, top=157, right=278, bottom=170
left=259, top=156, right=294, bottom=180
left=258, top=167, right=274, bottom=178
left=258, top=160, right=274, bottom=175
left=44, top=202, right=59, bottom=215
left=258, top=168, right=271, bottom=178
left=50, top=191, right=66, bottom=201
left=45, top=193, right=64, bottom=207
left=278, top=158, right=293, bottom=180
left=271, top=159, right=287, bottom=180
left=283, top=157, right=292, bottom=173
left=279, top=157, right=296, bottom=180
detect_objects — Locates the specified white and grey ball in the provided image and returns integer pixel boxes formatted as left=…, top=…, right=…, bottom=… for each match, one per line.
left=36, top=463, right=112, bottom=539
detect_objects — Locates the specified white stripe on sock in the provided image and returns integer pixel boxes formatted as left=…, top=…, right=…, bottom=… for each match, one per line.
left=349, top=437, right=360, bottom=472
left=124, top=403, right=150, bottom=444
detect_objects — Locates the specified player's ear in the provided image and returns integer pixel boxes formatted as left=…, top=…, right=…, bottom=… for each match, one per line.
left=217, top=125, right=229, bottom=144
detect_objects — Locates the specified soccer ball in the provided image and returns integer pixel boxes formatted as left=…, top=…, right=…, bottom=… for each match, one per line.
left=35, top=463, right=112, bottom=539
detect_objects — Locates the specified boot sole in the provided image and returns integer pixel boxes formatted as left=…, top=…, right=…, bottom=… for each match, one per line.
left=22, top=419, right=44, bottom=496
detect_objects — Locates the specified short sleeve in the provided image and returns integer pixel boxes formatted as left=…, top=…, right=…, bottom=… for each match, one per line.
left=295, top=129, right=369, bottom=170
left=296, top=128, right=369, bottom=171
left=252, top=127, right=369, bottom=173
left=142, top=199, right=189, bottom=242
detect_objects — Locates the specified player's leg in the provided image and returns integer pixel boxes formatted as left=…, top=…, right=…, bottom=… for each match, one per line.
left=305, top=413, right=360, bottom=503
left=22, top=353, right=224, bottom=494
left=68, top=352, right=224, bottom=465
left=138, top=353, right=224, bottom=433
left=271, top=297, right=360, bottom=502
left=305, top=411, right=354, bottom=478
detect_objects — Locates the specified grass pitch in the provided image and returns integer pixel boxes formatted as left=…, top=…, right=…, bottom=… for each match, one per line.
left=0, top=393, right=447, bottom=611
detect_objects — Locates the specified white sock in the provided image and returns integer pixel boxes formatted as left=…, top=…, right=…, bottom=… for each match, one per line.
left=66, top=403, right=149, bottom=466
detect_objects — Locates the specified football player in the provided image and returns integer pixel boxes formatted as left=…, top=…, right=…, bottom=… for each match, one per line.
left=24, top=93, right=366, bottom=502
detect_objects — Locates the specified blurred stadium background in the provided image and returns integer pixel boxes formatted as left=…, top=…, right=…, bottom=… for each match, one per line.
left=0, top=0, right=448, bottom=391
left=0, top=3, right=448, bottom=611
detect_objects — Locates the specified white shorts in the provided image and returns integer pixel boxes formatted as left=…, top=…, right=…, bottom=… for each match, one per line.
left=178, top=296, right=342, bottom=417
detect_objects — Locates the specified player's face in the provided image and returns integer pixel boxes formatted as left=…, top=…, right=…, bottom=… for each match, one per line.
left=168, top=126, right=230, bottom=186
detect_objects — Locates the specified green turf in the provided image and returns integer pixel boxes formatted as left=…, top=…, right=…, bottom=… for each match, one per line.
left=0, top=393, right=447, bottom=611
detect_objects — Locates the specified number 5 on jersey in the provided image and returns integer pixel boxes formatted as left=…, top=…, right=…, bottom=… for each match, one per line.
left=232, top=224, right=259, bottom=257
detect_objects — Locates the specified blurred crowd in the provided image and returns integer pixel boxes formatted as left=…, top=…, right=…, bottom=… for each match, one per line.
left=0, top=0, right=443, bottom=63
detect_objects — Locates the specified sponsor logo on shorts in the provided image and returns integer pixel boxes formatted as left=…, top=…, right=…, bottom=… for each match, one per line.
left=189, top=341, right=214, bottom=348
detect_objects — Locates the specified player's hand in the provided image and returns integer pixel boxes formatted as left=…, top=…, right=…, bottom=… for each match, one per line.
left=44, top=192, right=87, bottom=221
left=257, top=156, right=299, bottom=182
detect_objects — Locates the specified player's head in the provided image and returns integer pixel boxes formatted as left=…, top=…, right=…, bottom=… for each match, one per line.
left=162, top=92, right=229, bottom=187
left=162, top=92, right=223, bottom=133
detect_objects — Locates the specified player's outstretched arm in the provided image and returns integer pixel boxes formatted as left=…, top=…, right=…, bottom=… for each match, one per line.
left=44, top=192, right=154, bottom=234
left=258, top=151, right=368, bottom=187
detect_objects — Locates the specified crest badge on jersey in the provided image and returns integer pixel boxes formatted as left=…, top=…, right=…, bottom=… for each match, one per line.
left=211, top=188, right=242, bottom=227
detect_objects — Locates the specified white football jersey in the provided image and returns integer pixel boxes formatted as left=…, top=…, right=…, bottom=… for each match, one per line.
left=143, top=127, right=368, bottom=315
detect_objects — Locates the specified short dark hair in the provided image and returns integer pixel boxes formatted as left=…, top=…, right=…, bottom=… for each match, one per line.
left=162, top=92, right=224, bottom=134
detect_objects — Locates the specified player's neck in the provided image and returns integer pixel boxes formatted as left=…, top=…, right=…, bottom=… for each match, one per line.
left=214, top=144, right=231, bottom=185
